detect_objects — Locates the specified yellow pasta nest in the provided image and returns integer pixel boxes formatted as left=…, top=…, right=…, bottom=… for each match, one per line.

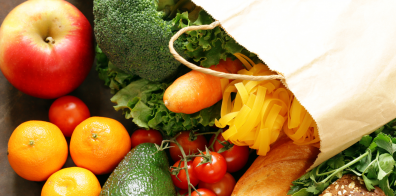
left=215, top=53, right=320, bottom=156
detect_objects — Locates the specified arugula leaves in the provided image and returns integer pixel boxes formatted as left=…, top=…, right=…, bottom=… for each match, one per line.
left=288, top=121, right=396, bottom=196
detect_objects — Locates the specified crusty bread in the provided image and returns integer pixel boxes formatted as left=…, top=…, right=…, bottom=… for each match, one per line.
left=320, top=174, right=385, bottom=196
left=231, top=135, right=320, bottom=196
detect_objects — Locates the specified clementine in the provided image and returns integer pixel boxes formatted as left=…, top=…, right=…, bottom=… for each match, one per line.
left=7, top=120, right=68, bottom=181
left=41, top=167, right=101, bottom=196
left=70, top=116, right=131, bottom=175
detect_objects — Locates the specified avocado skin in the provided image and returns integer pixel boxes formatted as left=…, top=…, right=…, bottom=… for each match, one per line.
left=100, top=143, right=176, bottom=196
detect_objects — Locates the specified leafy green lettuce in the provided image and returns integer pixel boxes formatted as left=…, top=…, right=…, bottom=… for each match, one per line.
left=288, top=119, right=396, bottom=196
left=110, top=79, right=221, bottom=136
left=173, top=11, right=258, bottom=68
left=96, top=46, right=221, bottom=137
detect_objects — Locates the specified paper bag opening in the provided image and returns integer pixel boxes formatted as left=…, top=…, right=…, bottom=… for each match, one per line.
left=184, top=0, right=396, bottom=169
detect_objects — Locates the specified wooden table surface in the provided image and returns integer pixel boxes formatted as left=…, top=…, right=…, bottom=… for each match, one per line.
left=0, top=0, right=137, bottom=195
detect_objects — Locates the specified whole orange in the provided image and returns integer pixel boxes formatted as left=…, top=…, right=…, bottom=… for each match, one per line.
left=41, top=167, right=101, bottom=196
left=70, top=117, right=131, bottom=175
left=7, top=120, right=68, bottom=181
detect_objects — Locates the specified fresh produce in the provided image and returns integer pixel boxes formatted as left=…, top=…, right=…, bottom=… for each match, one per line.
left=95, top=46, right=138, bottom=94
left=100, top=143, right=176, bottom=196
left=231, top=135, right=319, bottom=196
left=164, top=58, right=244, bottom=114
left=70, top=117, right=131, bottom=175
left=93, top=0, right=186, bottom=82
left=169, top=131, right=208, bottom=162
left=288, top=119, right=396, bottom=196
left=41, top=167, right=101, bottom=196
left=193, top=151, right=227, bottom=183
left=171, top=160, right=200, bottom=189
left=131, top=129, right=163, bottom=148
left=199, top=172, right=236, bottom=196
left=7, top=121, right=68, bottom=181
left=93, top=0, right=259, bottom=136
left=178, top=189, right=188, bottom=196
left=216, top=54, right=319, bottom=156
left=210, top=134, right=249, bottom=173
left=93, top=0, right=250, bottom=82
left=107, top=75, right=221, bottom=137
left=0, top=0, right=93, bottom=99
left=191, top=188, right=216, bottom=196
left=49, top=95, right=90, bottom=137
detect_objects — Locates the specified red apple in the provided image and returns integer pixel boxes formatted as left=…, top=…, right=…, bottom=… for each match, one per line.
left=0, top=0, right=93, bottom=99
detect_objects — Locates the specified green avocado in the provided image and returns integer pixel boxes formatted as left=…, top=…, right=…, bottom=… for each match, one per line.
left=100, top=143, right=176, bottom=196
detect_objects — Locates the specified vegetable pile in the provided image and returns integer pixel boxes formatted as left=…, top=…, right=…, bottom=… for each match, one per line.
left=93, top=0, right=254, bottom=82
left=96, top=47, right=222, bottom=136
left=289, top=119, right=396, bottom=196
left=94, top=0, right=257, bottom=137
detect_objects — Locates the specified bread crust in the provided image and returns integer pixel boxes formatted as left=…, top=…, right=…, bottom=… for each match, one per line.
left=320, top=174, right=385, bottom=196
left=231, top=136, right=320, bottom=196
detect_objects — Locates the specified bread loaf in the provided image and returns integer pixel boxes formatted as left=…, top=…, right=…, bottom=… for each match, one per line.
left=231, top=135, right=320, bottom=196
left=320, top=174, right=385, bottom=196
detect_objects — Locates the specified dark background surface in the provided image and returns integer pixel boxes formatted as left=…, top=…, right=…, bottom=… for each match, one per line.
left=0, top=0, right=137, bottom=195
left=0, top=1, right=258, bottom=195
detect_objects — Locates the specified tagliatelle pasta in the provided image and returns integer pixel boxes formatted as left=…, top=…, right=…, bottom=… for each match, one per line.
left=215, top=53, right=320, bottom=155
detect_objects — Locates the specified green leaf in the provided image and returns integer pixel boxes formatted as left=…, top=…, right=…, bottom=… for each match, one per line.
left=360, top=135, right=373, bottom=148
left=362, top=174, right=377, bottom=191
left=290, top=188, right=313, bottom=196
left=378, top=153, right=395, bottom=180
left=376, top=139, right=396, bottom=155
left=305, top=185, right=318, bottom=194
left=367, top=163, right=379, bottom=179
left=356, top=149, right=372, bottom=172
left=314, top=182, right=330, bottom=194
left=327, top=155, right=345, bottom=169
left=379, top=177, right=395, bottom=196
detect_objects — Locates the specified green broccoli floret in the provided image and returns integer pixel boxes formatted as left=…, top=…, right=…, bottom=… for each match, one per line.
left=93, top=0, right=191, bottom=82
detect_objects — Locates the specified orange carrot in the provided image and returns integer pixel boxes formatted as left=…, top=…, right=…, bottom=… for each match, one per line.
left=163, top=58, right=244, bottom=114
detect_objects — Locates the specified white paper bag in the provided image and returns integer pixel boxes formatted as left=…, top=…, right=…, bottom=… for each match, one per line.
left=190, top=0, right=396, bottom=168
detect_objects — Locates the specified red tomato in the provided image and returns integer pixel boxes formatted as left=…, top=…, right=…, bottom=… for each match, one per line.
left=178, top=189, right=188, bottom=196
left=49, top=95, right=90, bottom=137
left=210, top=134, right=249, bottom=173
left=193, top=151, right=227, bottom=183
left=131, top=129, right=163, bottom=148
left=170, top=131, right=207, bottom=162
left=191, top=188, right=216, bottom=196
left=171, top=160, right=200, bottom=189
left=199, top=173, right=236, bottom=196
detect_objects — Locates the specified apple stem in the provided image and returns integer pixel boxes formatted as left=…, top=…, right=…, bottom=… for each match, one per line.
left=45, top=37, right=55, bottom=44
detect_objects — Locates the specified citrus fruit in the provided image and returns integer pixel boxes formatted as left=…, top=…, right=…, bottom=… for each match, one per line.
left=41, top=167, right=101, bottom=196
left=70, top=117, right=131, bottom=175
left=7, top=120, right=68, bottom=181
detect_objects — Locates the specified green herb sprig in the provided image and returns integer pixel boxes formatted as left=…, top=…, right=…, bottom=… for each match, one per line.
left=288, top=119, right=396, bottom=196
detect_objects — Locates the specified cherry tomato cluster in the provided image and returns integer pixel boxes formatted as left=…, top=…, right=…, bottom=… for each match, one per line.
left=170, top=131, right=249, bottom=196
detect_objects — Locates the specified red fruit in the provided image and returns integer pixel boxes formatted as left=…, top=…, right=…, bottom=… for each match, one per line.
left=199, top=173, right=236, bottom=196
left=0, top=0, right=93, bottom=99
left=131, top=129, right=163, bottom=148
left=171, top=160, right=200, bottom=189
left=169, top=131, right=207, bottom=162
left=191, top=188, right=216, bottom=196
left=210, top=134, right=249, bottom=173
left=49, top=96, right=90, bottom=137
left=193, top=151, right=227, bottom=183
